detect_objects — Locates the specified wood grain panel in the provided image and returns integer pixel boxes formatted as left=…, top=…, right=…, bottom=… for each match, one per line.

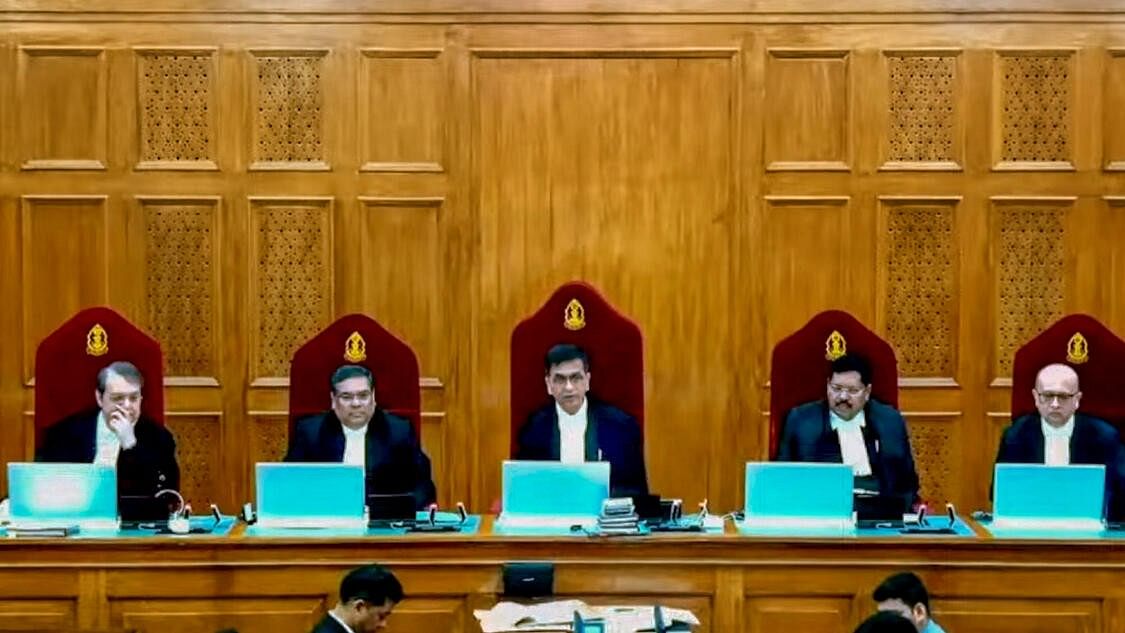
left=0, top=599, right=76, bottom=631
left=765, top=50, right=850, bottom=171
left=20, top=196, right=109, bottom=383
left=879, top=50, right=963, bottom=170
left=248, top=50, right=329, bottom=171
left=355, top=196, right=443, bottom=372
left=934, top=598, right=1100, bottom=633
left=763, top=196, right=862, bottom=349
left=17, top=47, right=107, bottom=170
left=359, top=49, right=445, bottom=173
left=473, top=50, right=735, bottom=508
left=112, top=597, right=325, bottom=633
left=1106, top=50, right=1125, bottom=171
left=745, top=596, right=852, bottom=633
left=382, top=598, right=468, bottom=633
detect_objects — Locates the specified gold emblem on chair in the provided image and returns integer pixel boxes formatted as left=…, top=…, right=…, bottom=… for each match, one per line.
left=343, top=331, right=367, bottom=363
left=86, top=323, right=108, bottom=357
left=1066, top=332, right=1089, bottom=364
left=825, top=330, right=847, bottom=361
left=563, top=299, right=586, bottom=331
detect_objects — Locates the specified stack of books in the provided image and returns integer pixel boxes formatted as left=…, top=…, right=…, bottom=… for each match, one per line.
left=597, top=498, right=641, bottom=535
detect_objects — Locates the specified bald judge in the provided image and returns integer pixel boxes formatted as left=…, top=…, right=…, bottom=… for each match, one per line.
left=994, top=363, right=1125, bottom=520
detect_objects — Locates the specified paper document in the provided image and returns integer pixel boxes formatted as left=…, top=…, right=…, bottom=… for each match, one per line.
left=474, top=600, right=699, bottom=632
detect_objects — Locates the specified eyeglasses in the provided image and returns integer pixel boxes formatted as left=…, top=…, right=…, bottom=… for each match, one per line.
left=335, top=391, right=373, bottom=404
left=828, top=384, right=867, bottom=397
left=549, top=373, right=588, bottom=388
left=1035, top=391, right=1078, bottom=405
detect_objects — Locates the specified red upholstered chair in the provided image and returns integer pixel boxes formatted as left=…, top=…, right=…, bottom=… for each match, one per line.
left=769, top=310, right=899, bottom=459
left=510, top=281, right=644, bottom=456
left=1011, top=314, right=1125, bottom=431
left=288, top=314, right=421, bottom=435
left=34, top=306, right=166, bottom=448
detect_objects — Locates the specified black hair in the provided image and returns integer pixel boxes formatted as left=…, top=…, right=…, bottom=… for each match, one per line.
left=96, top=361, right=144, bottom=394
left=544, top=343, right=589, bottom=373
left=873, top=571, right=930, bottom=616
left=829, top=354, right=873, bottom=386
left=330, top=364, right=375, bottom=394
left=339, top=564, right=404, bottom=605
left=853, top=611, right=917, bottom=633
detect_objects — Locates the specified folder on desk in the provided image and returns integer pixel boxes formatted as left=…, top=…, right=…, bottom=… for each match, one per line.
left=255, top=463, right=366, bottom=528
left=742, top=462, right=854, bottom=531
left=496, top=461, right=610, bottom=529
left=993, top=463, right=1105, bottom=531
left=7, top=462, right=118, bottom=530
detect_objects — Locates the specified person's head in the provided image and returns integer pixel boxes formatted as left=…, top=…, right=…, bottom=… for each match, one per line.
left=873, top=572, right=932, bottom=632
left=94, top=361, right=144, bottom=425
left=854, top=611, right=919, bottom=633
left=544, top=344, right=590, bottom=415
left=826, top=354, right=872, bottom=421
left=331, top=365, right=377, bottom=430
left=1034, top=363, right=1081, bottom=428
left=331, top=564, right=403, bottom=632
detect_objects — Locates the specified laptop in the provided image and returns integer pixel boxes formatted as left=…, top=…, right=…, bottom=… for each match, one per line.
left=255, top=463, right=366, bottom=529
left=743, top=462, right=854, bottom=531
left=993, top=463, right=1106, bottom=530
left=497, top=461, right=610, bottom=529
left=7, top=462, right=119, bottom=530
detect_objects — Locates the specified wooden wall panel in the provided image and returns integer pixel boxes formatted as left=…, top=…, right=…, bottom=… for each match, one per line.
left=0, top=599, right=76, bottom=631
left=17, top=47, right=107, bottom=170
left=358, top=50, right=445, bottom=173
left=934, top=598, right=1101, bottom=633
left=111, top=597, right=324, bottom=633
left=472, top=51, right=736, bottom=507
left=20, top=195, right=109, bottom=382
left=164, top=414, right=221, bottom=509
left=765, top=50, right=850, bottom=170
left=1, top=2, right=1125, bottom=516
left=745, top=596, right=852, bottom=633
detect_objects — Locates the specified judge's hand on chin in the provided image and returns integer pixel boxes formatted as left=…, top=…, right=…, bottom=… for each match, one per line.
left=107, top=409, right=138, bottom=450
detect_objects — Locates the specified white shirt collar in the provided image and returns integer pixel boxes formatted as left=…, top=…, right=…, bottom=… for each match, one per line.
left=555, top=398, right=588, bottom=428
left=829, top=408, right=866, bottom=431
left=341, top=423, right=368, bottom=439
left=1042, top=415, right=1075, bottom=438
left=327, top=611, right=356, bottom=633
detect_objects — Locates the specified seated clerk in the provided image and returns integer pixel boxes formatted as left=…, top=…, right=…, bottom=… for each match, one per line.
left=37, top=360, right=180, bottom=498
left=514, top=343, right=648, bottom=498
left=285, top=364, right=436, bottom=509
left=777, top=354, right=920, bottom=513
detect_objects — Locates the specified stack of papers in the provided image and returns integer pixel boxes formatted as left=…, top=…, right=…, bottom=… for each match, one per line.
left=598, top=498, right=641, bottom=535
left=473, top=600, right=699, bottom=632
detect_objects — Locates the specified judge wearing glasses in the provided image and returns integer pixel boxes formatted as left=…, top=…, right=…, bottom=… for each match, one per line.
left=777, top=354, right=920, bottom=510
left=994, top=363, right=1125, bottom=520
left=285, top=364, right=436, bottom=508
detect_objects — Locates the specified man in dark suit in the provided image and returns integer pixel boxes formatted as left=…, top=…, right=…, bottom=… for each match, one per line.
left=285, top=364, right=436, bottom=509
left=37, top=361, right=179, bottom=498
left=777, top=354, right=919, bottom=512
left=515, top=343, right=648, bottom=498
left=309, top=564, right=403, bottom=633
left=994, top=362, right=1125, bottom=520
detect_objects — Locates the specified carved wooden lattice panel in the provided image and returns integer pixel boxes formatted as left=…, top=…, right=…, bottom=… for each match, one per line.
left=887, top=55, right=956, bottom=163
left=253, top=417, right=289, bottom=464
left=165, top=417, right=217, bottom=509
left=908, top=419, right=953, bottom=505
left=999, top=54, right=1072, bottom=163
left=885, top=204, right=955, bottom=377
left=996, top=205, right=1066, bottom=376
left=144, top=201, right=215, bottom=377
left=253, top=203, right=331, bottom=378
left=254, top=54, right=324, bottom=163
left=138, top=53, right=213, bottom=163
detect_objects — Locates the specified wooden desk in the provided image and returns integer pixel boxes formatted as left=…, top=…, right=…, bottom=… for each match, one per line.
left=1, top=518, right=1124, bottom=633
